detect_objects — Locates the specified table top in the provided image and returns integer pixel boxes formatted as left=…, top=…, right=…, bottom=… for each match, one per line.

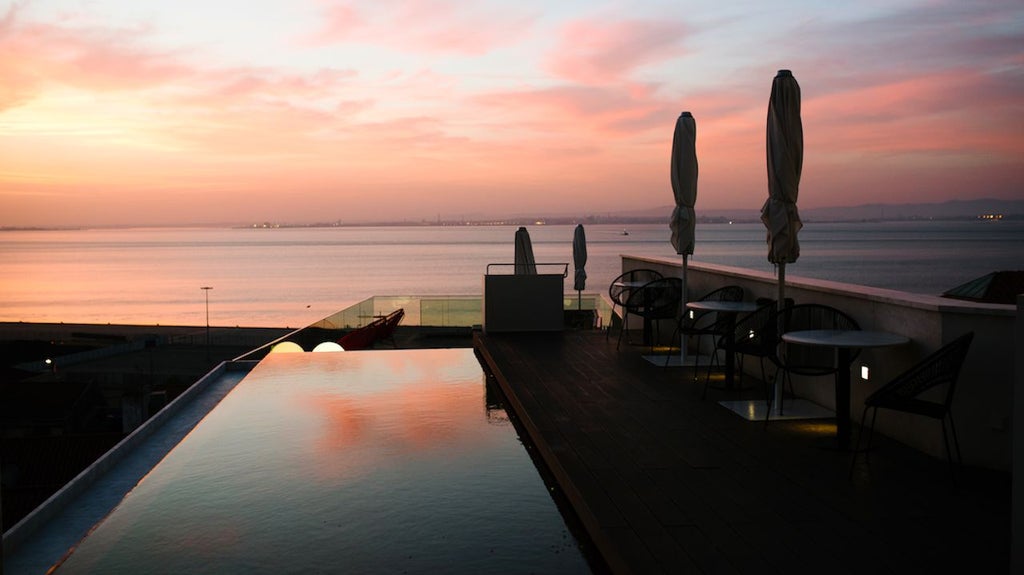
left=685, top=300, right=759, bottom=313
left=781, top=329, right=910, bottom=349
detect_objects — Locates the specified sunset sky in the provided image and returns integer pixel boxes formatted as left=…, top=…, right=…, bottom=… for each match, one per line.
left=2, top=0, right=1022, bottom=226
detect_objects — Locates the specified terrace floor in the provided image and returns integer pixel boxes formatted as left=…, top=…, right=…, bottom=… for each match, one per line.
left=473, top=329, right=1010, bottom=575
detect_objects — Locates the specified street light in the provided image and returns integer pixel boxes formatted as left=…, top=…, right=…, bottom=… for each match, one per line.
left=201, top=286, right=213, bottom=359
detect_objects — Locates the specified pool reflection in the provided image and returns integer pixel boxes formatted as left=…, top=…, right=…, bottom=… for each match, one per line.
left=54, top=349, right=591, bottom=574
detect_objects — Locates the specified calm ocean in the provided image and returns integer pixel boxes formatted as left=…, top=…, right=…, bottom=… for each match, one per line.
left=1, top=221, right=1020, bottom=328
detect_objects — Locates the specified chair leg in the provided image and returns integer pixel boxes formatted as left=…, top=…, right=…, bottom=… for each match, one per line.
left=764, top=369, right=784, bottom=426
left=664, top=324, right=681, bottom=368
left=701, top=346, right=721, bottom=399
left=616, top=312, right=628, bottom=350
left=650, top=318, right=660, bottom=354
left=947, top=410, right=963, bottom=466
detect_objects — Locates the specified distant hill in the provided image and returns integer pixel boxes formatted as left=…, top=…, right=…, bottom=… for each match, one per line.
left=239, top=197, right=1024, bottom=229
left=614, top=198, right=1024, bottom=223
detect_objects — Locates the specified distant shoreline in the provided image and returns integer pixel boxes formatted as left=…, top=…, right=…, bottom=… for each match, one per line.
left=0, top=321, right=290, bottom=339
left=2, top=213, right=1020, bottom=232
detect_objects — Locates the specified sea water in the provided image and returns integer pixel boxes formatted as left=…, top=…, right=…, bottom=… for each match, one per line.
left=1, top=220, right=1020, bottom=328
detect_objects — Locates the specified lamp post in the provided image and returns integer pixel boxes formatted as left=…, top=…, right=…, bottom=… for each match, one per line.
left=201, top=286, right=213, bottom=361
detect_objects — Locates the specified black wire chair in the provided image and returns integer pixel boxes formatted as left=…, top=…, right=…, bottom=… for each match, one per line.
left=670, top=285, right=744, bottom=370
left=607, top=268, right=663, bottom=345
left=850, top=331, right=974, bottom=485
left=704, top=300, right=779, bottom=399
left=767, top=303, right=861, bottom=417
left=617, top=277, right=682, bottom=352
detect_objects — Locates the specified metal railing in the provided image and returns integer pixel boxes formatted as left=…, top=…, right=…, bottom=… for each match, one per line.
left=485, top=262, right=569, bottom=276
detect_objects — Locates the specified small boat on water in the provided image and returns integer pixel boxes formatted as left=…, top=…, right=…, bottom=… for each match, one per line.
left=621, top=229, right=629, bottom=236
left=337, top=308, right=405, bottom=350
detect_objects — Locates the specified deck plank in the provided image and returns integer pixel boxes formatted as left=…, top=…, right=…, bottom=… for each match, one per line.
left=474, top=329, right=1010, bottom=574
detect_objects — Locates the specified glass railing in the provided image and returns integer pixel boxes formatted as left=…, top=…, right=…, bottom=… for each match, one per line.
left=309, top=293, right=612, bottom=330
left=237, top=293, right=614, bottom=360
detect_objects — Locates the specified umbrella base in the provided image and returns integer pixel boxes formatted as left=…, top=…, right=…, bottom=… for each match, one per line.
left=718, top=399, right=833, bottom=421
left=641, top=353, right=713, bottom=367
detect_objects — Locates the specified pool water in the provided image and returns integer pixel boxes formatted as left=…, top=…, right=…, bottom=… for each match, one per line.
left=54, top=349, right=594, bottom=573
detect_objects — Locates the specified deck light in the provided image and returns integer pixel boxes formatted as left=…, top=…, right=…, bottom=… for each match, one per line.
left=312, top=341, right=344, bottom=352
left=860, top=364, right=870, bottom=380
left=270, top=341, right=304, bottom=353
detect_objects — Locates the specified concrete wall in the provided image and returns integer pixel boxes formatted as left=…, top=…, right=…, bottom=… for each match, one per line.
left=1014, top=294, right=1024, bottom=572
left=623, top=255, right=1017, bottom=471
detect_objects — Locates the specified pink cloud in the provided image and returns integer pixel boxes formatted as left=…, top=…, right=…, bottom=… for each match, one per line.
left=0, top=8, right=191, bottom=102
left=473, top=82, right=678, bottom=141
left=308, top=0, right=535, bottom=54
left=806, top=69, right=1024, bottom=158
left=546, top=18, right=688, bottom=84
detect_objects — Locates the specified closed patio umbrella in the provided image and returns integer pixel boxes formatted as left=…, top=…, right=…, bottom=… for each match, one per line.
left=514, top=226, right=537, bottom=275
left=762, top=69, right=803, bottom=414
left=572, top=224, right=587, bottom=309
left=668, top=111, right=698, bottom=366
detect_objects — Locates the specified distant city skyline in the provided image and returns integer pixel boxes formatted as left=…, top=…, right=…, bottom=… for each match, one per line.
left=1, top=1, right=1022, bottom=227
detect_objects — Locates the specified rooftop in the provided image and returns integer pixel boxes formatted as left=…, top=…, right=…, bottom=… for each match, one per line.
left=3, top=304, right=1013, bottom=573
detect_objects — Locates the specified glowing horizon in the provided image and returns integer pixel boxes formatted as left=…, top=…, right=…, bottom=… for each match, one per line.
left=1, top=1, right=1022, bottom=227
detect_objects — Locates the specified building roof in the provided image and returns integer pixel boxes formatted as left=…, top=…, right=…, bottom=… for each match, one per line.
left=941, top=270, right=1024, bottom=304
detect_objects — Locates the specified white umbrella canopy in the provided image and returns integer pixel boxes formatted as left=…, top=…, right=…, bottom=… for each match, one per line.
left=670, top=111, right=698, bottom=258
left=514, top=226, right=537, bottom=275
left=762, top=69, right=803, bottom=415
left=761, top=70, right=803, bottom=267
left=572, top=224, right=587, bottom=308
left=669, top=111, right=698, bottom=365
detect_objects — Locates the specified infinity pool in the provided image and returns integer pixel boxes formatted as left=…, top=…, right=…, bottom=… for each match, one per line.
left=53, top=349, right=593, bottom=573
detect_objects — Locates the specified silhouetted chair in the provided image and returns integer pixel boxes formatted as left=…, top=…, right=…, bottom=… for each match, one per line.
left=766, top=303, right=860, bottom=416
left=704, top=300, right=780, bottom=399
left=618, top=277, right=681, bottom=351
left=608, top=269, right=663, bottom=344
left=671, top=285, right=744, bottom=369
left=850, top=332, right=974, bottom=484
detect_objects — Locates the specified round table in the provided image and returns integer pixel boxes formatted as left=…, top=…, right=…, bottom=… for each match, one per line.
left=685, top=300, right=759, bottom=388
left=781, top=329, right=910, bottom=450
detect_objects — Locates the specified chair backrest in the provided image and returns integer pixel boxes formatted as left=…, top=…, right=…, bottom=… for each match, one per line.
left=865, top=332, right=974, bottom=410
left=777, top=303, right=861, bottom=375
left=609, top=269, right=663, bottom=306
left=703, top=285, right=744, bottom=303
left=682, top=285, right=744, bottom=330
left=723, top=301, right=780, bottom=358
left=625, top=277, right=682, bottom=319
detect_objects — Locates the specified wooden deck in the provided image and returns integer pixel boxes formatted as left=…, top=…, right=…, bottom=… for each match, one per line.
left=473, top=329, right=1010, bottom=575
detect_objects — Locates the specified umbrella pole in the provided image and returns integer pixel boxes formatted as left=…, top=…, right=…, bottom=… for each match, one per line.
left=680, top=254, right=688, bottom=364
left=774, top=263, right=786, bottom=415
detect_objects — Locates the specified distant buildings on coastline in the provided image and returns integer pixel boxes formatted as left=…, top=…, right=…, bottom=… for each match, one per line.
left=253, top=211, right=1020, bottom=229
left=2, top=198, right=1020, bottom=231
left=250, top=197, right=1023, bottom=228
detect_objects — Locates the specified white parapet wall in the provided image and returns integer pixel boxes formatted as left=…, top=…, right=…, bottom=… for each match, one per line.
left=623, top=254, right=1018, bottom=472
left=1014, top=294, right=1024, bottom=572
